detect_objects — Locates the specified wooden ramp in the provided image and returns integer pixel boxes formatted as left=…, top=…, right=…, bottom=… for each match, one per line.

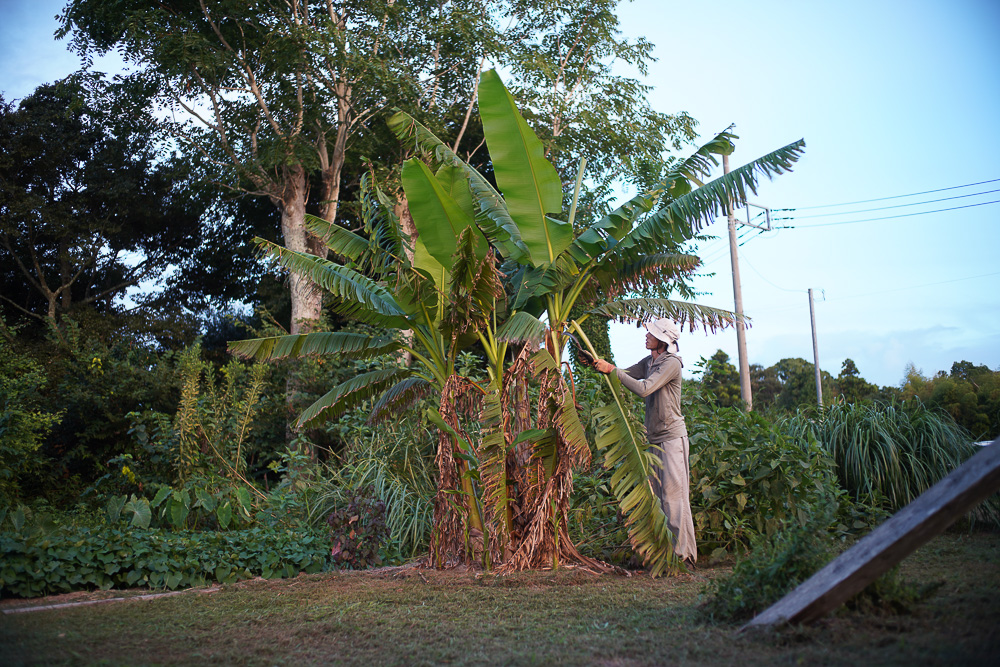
left=743, top=437, right=1000, bottom=630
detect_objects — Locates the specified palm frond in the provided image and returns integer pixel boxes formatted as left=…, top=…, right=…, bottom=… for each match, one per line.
left=228, top=331, right=399, bottom=362
left=255, top=238, right=408, bottom=327
left=593, top=385, right=679, bottom=577
left=297, top=368, right=410, bottom=428
left=303, top=214, right=369, bottom=261
left=368, top=377, right=433, bottom=423
left=565, top=128, right=738, bottom=264
left=495, top=311, right=547, bottom=344
left=588, top=298, right=743, bottom=333
left=583, top=253, right=702, bottom=304
left=616, top=139, right=806, bottom=255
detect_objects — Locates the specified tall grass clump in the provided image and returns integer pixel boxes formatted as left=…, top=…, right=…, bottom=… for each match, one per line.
left=309, top=416, right=436, bottom=560
left=780, top=400, right=999, bottom=526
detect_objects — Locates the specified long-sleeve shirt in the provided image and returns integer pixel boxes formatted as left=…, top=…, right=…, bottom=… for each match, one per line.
left=615, top=352, right=687, bottom=443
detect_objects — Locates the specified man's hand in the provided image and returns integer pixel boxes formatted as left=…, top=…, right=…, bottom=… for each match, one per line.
left=594, top=359, right=615, bottom=374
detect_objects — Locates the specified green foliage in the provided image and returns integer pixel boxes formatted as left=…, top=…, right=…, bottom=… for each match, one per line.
left=697, top=350, right=741, bottom=408
left=16, top=320, right=182, bottom=501
left=568, top=469, right=632, bottom=567
left=326, top=486, right=390, bottom=569
left=0, top=524, right=329, bottom=598
left=700, top=503, right=839, bottom=622
left=779, top=400, right=999, bottom=526
left=686, top=401, right=847, bottom=559
left=902, top=361, right=1000, bottom=440
left=0, top=76, right=205, bottom=329
left=701, top=502, right=926, bottom=624
left=0, top=331, right=61, bottom=502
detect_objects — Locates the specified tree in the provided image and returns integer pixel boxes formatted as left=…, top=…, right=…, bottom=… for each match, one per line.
left=701, top=350, right=741, bottom=407
left=901, top=360, right=1000, bottom=439
left=0, top=76, right=203, bottom=332
left=59, top=0, right=500, bottom=336
left=837, top=358, right=879, bottom=405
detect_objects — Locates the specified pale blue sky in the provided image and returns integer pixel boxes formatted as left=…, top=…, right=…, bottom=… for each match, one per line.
left=2, top=0, right=998, bottom=388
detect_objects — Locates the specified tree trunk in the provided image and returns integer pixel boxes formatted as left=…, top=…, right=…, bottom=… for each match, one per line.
left=394, top=192, right=416, bottom=366
left=278, top=164, right=327, bottom=456
left=279, top=164, right=323, bottom=335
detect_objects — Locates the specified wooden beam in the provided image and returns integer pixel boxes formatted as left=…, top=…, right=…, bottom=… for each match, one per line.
left=743, top=437, right=1000, bottom=629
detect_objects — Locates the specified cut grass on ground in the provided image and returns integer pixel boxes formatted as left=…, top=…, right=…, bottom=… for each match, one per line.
left=2, top=531, right=998, bottom=666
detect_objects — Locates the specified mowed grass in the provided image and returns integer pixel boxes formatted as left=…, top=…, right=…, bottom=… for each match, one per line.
left=2, top=531, right=998, bottom=666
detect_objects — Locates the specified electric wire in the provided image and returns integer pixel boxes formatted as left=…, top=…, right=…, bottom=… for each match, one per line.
left=774, top=187, right=1000, bottom=220
left=773, top=178, right=1000, bottom=211
left=778, top=198, right=1000, bottom=228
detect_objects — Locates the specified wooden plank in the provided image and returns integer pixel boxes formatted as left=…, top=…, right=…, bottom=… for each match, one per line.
left=743, top=437, right=1000, bottom=629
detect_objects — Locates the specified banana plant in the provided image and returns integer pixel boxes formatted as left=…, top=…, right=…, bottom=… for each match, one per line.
left=228, top=171, right=504, bottom=567
left=388, top=69, right=806, bottom=576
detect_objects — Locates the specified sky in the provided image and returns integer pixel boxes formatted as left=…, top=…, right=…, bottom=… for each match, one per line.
left=1, top=0, right=998, bottom=388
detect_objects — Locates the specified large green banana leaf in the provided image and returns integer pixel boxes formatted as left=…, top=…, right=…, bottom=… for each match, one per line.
left=254, top=238, right=409, bottom=328
left=229, top=331, right=400, bottom=362
left=298, top=368, right=411, bottom=428
left=402, top=159, right=488, bottom=291
left=478, top=69, right=572, bottom=267
left=387, top=109, right=529, bottom=264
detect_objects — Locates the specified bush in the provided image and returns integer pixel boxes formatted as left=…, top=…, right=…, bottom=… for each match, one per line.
left=309, top=416, right=436, bottom=559
left=0, top=524, right=330, bottom=598
left=687, top=405, right=848, bottom=559
left=569, top=468, right=632, bottom=567
left=0, top=332, right=61, bottom=503
left=701, top=501, right=926, bottom=624
left=701, top=502, right=839, bottom=622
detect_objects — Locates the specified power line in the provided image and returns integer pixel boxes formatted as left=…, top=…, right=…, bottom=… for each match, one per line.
left=779, top=198, right=1000, bottom=229
left=739, top=251, right=804, bottom=293
left=773, top=178, right=1000, bottom=211
left=775, top=187, right=1000, bottom=220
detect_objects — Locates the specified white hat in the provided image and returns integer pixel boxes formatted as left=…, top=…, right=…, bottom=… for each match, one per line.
left=644, top=318, right=680, bottom=347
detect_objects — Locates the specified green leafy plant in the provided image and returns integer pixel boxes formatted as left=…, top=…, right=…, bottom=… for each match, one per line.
left=700, top=503, right=840, bottom=622
left=686, top=404, right=846, bottom=559
left=0, top=524, right=330, bottom=598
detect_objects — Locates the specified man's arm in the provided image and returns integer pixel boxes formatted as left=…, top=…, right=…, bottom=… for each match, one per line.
left=615, top=357, right=680, bottom=398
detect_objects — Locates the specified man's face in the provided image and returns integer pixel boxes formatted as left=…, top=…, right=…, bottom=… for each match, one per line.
left=645, top=332, right=659, bottom=350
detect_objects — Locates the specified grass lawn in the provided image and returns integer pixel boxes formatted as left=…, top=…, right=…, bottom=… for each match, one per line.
left=2, top=531, right=997, bottom=666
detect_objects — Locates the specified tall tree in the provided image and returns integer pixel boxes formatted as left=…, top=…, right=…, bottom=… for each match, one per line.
left=58, top=0, right=499, bottom=335
left=0, top=76, right=203, bottom=331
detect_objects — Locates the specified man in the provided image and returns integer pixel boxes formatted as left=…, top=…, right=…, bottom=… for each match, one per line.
left=593, top=318, right=697, bottom=568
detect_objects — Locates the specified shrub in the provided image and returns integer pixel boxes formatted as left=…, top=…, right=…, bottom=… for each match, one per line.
left=701, top=502, right=926, bottom=624
left=701, top=502, right=838, bottom=622
left=568, top=468, right=632, bottom=567
left=0, top=332, right=61, bottom=503
left=0, top=524, right=330, bottom=598
left=310, top=416, right=436, bottom=559
left=687, top=405, right=847, bottom=559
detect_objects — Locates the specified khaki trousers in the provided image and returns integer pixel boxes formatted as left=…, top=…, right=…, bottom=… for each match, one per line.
left=650, top=436, right=697, bottom=562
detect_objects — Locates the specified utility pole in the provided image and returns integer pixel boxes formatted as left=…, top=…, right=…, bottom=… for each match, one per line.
left=808, top=288, right=823, bottom=407
left=724, top=154, right=752, bottom=410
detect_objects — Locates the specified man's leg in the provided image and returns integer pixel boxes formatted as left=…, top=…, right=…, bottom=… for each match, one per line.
left=658, top=436, right=697, bottom=562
